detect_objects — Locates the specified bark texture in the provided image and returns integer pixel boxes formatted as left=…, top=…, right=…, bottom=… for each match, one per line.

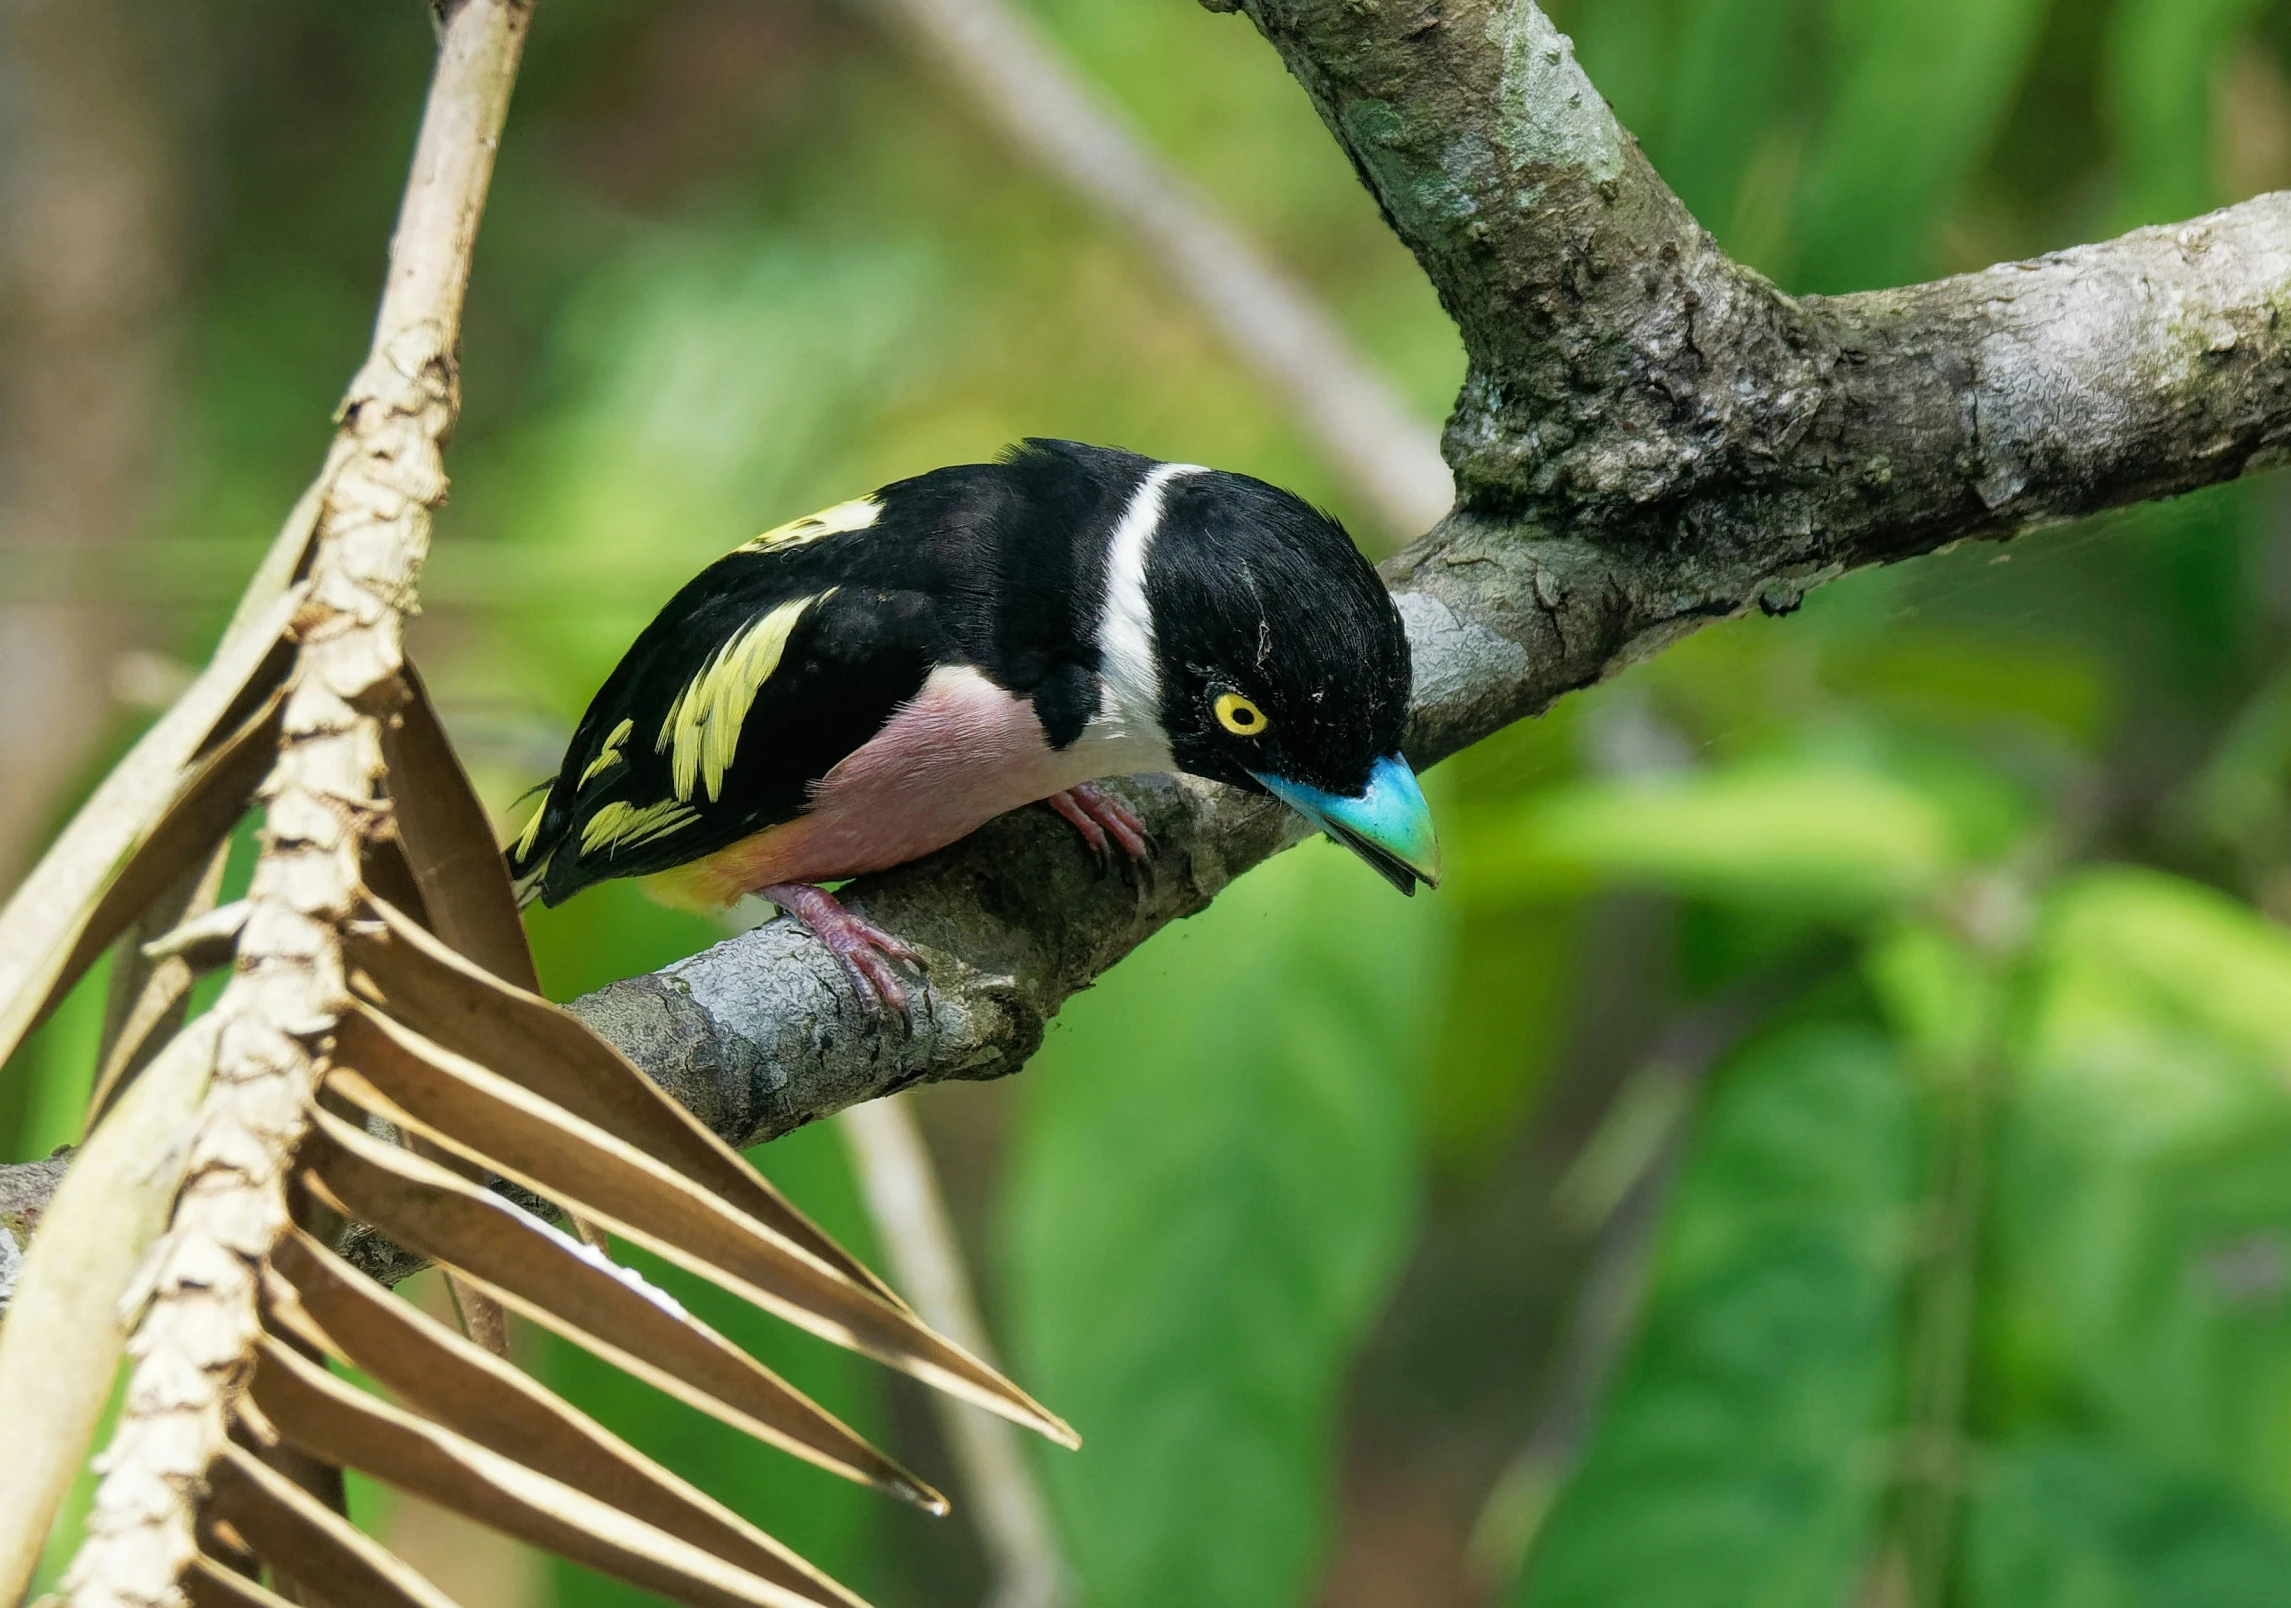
left=0, top=1152, right=69, bottom=1308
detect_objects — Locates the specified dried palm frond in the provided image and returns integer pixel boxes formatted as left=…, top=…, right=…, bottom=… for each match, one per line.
left=0, top=6, right=1071, bottom=1607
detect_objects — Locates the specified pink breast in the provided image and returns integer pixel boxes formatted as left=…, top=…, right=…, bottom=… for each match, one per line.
left=669, top=666, right=1142, bottom=904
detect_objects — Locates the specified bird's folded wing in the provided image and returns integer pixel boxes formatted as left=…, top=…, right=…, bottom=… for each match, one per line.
left=510, top=561, right=948, bottom=904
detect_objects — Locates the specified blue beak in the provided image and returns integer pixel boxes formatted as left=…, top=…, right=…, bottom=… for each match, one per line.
left=1251, top=755, right=1441, bottom=895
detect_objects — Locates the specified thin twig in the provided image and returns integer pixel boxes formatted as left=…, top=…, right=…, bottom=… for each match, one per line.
left=88, top=846, right=230, bottom=1130
left=840, top=1096, right=1073, bottom=1608
left=845, top=0, right=1453, bottom=544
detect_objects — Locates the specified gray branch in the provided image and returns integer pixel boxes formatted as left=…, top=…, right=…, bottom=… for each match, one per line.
left=10, top=0, right=2291, bottom=1234
left=0, top=1152, right=70, bottom=1310
left=572, top=0, right=2291, bottom=1153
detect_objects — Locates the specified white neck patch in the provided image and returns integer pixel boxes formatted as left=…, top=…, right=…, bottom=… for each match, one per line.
left=1095, top=461, right=1205, bottom=747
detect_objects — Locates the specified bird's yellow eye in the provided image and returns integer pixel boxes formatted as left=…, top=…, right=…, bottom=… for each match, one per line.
left=1215, top=692, right=1269, bottom=736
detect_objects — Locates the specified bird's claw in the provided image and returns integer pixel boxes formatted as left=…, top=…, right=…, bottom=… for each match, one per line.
left=761, top=883, right=924, bottom=1019
left=1046, top=784, right=1155, bottom=884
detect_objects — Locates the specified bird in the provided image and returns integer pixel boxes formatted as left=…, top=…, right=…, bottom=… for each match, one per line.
left=506, top=439, right=1440, bottom=1011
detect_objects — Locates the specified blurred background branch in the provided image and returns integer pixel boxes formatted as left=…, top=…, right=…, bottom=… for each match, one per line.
left=0, top=0, right=182, bottom=892
left=842, top=0, right=1452, bottom=544
left=1462, top=954, right=1834, bottom=1586
left=841, top=1095, right=1074, bottom=1608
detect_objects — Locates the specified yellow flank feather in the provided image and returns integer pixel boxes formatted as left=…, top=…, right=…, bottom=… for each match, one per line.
left=639, top=859, right=734, bottom=915
left=579, top=717, right=634, bottom=787
left=737, top=497, right=880, bottom=554
left=512, top=787, right=552, bottom=861
left=640, top=825, right=778, bottom=913
left=656, top=590, right=831, bottom=803
left=580, top=798, right=700, bottom=858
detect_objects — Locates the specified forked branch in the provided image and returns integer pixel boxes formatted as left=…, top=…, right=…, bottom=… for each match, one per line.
left=567, top=0, right=2291, bottom=1154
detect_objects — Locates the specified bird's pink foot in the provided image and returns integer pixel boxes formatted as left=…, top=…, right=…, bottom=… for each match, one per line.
left=762, top=883, right=922, bottom=1016
left=1046, top=782, right=1153, bottom=871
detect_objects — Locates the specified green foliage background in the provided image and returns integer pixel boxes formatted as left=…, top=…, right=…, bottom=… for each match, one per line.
left=12, top=0, right=2291, bottom=1603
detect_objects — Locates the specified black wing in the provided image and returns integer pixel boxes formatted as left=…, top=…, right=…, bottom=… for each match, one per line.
left=510, top=545, right=948, bottom=907
left=506, top=442, right=1162, bottom=906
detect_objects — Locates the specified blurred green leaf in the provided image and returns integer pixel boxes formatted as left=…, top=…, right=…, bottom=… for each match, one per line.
left=1663, top=0, right=1808, bottom=255
left=1967, top=1438, right=2291, bottom=1608
left=2177, top=658, right=2291, bottom=853
left=1004, top=840, right=1446, bottom=1608
left=1817, top=632, right=2114, bottom=755
left=1794, top=0, right=2049, bottom=290
left=2109, top=0, right=2268, bottom=226
left=2041, top=867, right=2291, bottom=1066
left=478, top=233, right=946, bottom=703
left=1432, top=689, right=1587, bottom=811
left=1867, top=921, right=2007, bottom=1074
left=539, top=1119, right=894, bottom=1606
left=1422, top=715, right=1586, bottom=1177
left=1470, top=764, right=1964, bottom=916
left=1569, top=0, right=1676, bottom=161
left=1989, top=866, right=2291, bottom=1520
left=2115, top=484, right=2265, bottom=697
left=3, top=953, right=108, bottom=1161
left=1513, top=1023, right=1919, bottom=1608
left=1423, top=898, right=1581, bottom=1179
left=1677, top=901, right=1835, bottom=997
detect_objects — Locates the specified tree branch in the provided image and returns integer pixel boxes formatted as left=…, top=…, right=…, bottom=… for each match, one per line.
left=11, top=0, right=2291, bottom=1240
left=1229, top=0, right=2291, bottom=545
left=570, top=175, right=2291, bottom=1155
left=531, top=0, right=2291, bottom=1151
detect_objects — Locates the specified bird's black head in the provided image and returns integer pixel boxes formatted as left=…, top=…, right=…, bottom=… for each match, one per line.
left=1141, top=468, right=1439, bottom=893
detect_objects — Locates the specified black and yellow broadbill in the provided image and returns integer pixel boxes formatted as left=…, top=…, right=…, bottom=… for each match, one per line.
left=509, top=440, right=1442, bottom=1011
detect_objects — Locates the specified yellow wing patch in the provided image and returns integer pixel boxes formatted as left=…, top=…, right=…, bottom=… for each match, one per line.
left=737, top=497, right=880, bottom=554
left=580, top=799, right=701, bottom=858
left=579, top=717, right=635, bottom=788
left=657, top=590, right=832, bottom=803
left=512, top=787, right=552, bottom=861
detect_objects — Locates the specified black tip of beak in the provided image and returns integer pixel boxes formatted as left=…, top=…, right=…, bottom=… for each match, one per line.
left=1329, top=822, right=1428, bottom=896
